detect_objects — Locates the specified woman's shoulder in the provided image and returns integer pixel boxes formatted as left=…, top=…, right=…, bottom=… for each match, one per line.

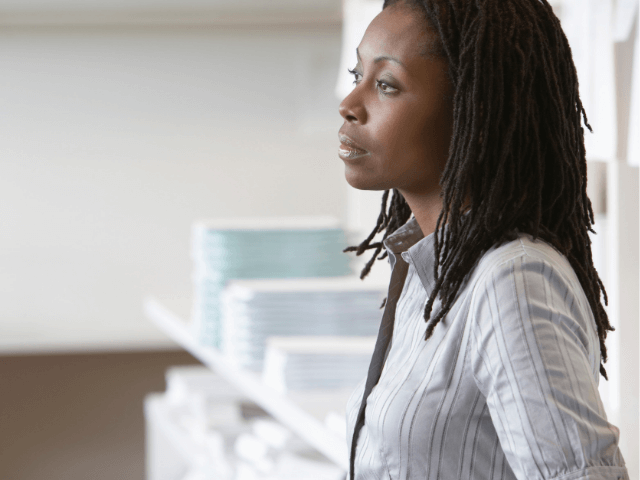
left=470, top=232, right=580, bottom=292
left=466, top=233, right=602, bottom=384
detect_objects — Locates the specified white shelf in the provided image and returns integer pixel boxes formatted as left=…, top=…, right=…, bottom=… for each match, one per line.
left=143, top=296, right=349, bottom=470
left=145, top=392, right=237, bottom=480
left=145, top=393, right=203, bottom=468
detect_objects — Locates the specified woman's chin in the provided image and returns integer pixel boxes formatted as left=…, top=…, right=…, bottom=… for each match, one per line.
left=344, top=169, right=387, bottom=191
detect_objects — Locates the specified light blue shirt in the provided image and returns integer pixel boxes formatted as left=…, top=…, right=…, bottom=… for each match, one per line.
left=346, top=217, right=628, bottom=480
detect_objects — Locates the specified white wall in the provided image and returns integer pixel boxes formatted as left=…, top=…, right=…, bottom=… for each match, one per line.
left=0, top=20, right=346, bottom=352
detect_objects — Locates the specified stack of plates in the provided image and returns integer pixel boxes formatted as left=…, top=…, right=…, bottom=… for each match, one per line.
left=191, top=216, right=352, bottom=347
left=221, top=276, right=385, bottom=371
left=262, top=336, right=376, bottom=393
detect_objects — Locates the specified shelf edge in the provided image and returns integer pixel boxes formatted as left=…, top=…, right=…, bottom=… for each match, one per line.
left=143, top=296, right=349, bottom=470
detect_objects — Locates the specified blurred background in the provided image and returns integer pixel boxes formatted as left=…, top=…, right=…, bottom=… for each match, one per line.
left=0, top=0, right=637, bottom=479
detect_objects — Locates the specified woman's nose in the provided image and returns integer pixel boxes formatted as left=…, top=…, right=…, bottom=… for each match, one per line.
left=338, top=89, right=367, bottom=124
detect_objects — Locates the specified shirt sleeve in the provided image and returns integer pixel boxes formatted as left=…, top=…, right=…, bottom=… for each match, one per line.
left=468, top=251, right=629, bottom=480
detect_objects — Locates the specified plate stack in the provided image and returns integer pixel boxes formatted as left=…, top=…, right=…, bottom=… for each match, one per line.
left=220, top=276, right=386, bottom=371
left=191, top=216, right=352, bottom=347
left=262, top=336, right=376, bottom=393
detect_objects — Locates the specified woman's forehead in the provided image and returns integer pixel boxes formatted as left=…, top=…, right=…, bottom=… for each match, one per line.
left=358, top=3, right=442, bottom=66
left=358, top=4, right=432, bottom=63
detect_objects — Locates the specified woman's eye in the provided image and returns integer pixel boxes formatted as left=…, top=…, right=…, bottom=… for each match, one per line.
left=376, top=80, right=397, bottom=94
left=348, top=68, right=362, bottom=85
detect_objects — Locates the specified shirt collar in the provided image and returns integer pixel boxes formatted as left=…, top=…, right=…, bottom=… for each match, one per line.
left=382, top=216, right=437, bottom=292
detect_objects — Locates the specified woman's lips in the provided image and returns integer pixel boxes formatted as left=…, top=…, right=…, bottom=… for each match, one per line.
left=338, top=134, right=369, bottom=160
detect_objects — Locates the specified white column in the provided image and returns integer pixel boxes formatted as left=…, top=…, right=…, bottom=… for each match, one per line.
left=606, top=160, right=639, bottom=476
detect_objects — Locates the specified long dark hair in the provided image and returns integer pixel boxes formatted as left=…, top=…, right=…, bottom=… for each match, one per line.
left=343, top=0, right=614, bottom=378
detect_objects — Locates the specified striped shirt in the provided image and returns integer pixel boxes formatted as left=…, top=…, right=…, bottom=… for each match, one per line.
left=346, top=217, right=628, bottom=480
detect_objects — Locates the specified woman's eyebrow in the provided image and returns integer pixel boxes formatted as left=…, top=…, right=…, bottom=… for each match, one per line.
left=356, top=48, right=405, bottom=68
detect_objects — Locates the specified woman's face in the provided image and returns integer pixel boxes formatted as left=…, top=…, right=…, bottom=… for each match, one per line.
left=338, top=3, right=453, bottom=197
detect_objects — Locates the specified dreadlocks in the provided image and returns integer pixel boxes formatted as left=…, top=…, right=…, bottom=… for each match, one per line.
left=343, top=0, right=614, bottom=379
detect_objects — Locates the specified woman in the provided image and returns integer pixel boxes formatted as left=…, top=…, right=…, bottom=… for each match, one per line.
left=339, top=1, right=629, bottom=479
